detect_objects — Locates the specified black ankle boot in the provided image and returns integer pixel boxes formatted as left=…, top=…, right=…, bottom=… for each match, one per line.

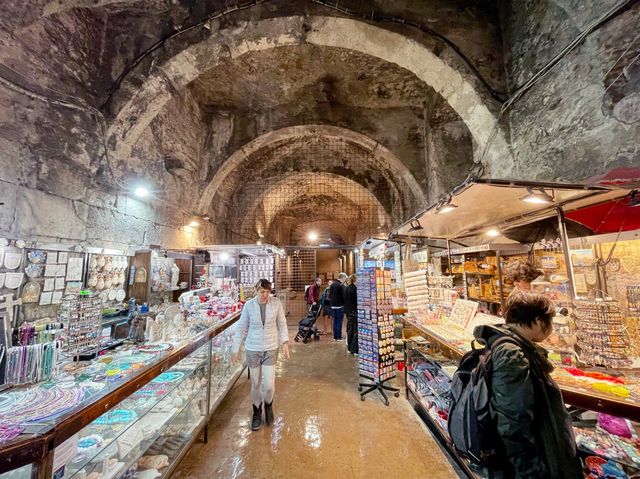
left=251, top=404, right=262, bottom=431
left=265, top=401, right=274, bottom=426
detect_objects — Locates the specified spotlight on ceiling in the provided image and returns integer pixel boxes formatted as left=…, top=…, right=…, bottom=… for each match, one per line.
left=319, top=243, right=330, bottom=247
left=188, top=221, right=200, bottom=227
left=408, top=219, right=424, bottom=232
left=486, top=228, right=500, bottom=237
left=308, top=232, right=318, bottom=241
left=520, top=187, right=555, bottom=204
left=436, top=197, right=458, bottom=214
left=201, top=215, right=211, bottom=221
left=134, top=186, right=149, bottom=198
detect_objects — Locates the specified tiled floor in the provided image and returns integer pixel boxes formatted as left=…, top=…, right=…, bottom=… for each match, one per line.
left=171, top=330, right=459, bottom=478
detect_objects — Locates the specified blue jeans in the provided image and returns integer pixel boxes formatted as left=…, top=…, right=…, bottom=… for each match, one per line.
left=331, top=307, right=344, bottom=340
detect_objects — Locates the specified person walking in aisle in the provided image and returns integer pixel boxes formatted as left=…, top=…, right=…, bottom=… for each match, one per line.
left=231, top=279, right=290, bottom=431
left=474, top=291, right=582, bottom=478
left=344, top=274, right=358, bottom=355
left=329, top=273, right=347, bottom=341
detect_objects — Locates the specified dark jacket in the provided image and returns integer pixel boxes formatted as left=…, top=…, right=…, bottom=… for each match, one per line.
left=474, top=324, right=582, bottom=479
left=344, top=283, right=357, bottom=315
left=329, top=280, right=346, bottom=308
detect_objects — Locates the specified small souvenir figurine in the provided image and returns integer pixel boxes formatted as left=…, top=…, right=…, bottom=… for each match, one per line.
left=127, top=297, right=137, bottom=321
left=88, top=271, right=98, bottom=288
left=96, top=274, right=105, bottom=291
left=127, top=314, right=145, bottom=343
left=170, top=263, right=180, bottom=289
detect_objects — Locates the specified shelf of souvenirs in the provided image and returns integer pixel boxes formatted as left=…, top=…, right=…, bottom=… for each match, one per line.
left=0, top=310, right=242, bottom=474
left=402, top=312, right=640, bottom=423
left=404, top=338, right=640, bottom=479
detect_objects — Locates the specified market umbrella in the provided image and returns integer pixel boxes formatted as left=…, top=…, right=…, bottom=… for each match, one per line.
left=565, top=192, right=640, bottom=234
left=502, top=217, right=594, bottom=244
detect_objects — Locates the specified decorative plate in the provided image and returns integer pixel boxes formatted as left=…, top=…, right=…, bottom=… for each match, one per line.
left=25, top=263, right=44, bottom=278
left=15, top=240, right=26, bottom=249
left=27, top=250, right=47, bottom=264
left=21, top=281, right=41, bottom=303
left=108, top=289, right=117, bottom=301
left=4, top=273, right=24, bottom=289
left=3, top=252, right=22, bottom=270
left=116, top=289, right=126, bottom=302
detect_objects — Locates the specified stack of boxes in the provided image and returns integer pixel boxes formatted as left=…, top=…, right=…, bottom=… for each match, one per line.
left=357, top=267, right=395, bottom=383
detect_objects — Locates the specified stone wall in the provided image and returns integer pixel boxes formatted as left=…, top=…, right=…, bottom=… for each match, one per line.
left=0, top=79, right=215, bottom=250
left=500, top=0, right=640, bottom=181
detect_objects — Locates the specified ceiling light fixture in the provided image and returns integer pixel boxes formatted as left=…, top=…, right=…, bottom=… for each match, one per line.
left=318, top=243, right=330, bottom=247
left=520, top=187, right=555, bottom=204
left=436, top=197, right=458, bottom=214
left=308, top=232, right=318, bottom=241
left=486, top=228, right=500, bottom=237
left=220, top=252, right=230, bottom=261
left=408, top=219, right=424, bottom=232
left=188, top=221, right=200, bottom=227
left=134, top=186, right=149, bottom=198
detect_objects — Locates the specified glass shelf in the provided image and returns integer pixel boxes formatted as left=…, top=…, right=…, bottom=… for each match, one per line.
left=62, top=343, right=209, bottom=479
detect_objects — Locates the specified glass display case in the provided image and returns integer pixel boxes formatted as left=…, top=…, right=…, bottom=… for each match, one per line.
left=0, top=314, right=243, bottom=479
left=403, top=318, right=640, bottom=479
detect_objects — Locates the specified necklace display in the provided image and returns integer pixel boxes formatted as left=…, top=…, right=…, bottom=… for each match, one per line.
left=0, top=385, right=87, bottom=424
left=5, top=341, right=60, bottom=385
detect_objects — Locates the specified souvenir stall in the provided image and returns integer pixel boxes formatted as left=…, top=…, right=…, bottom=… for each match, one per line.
left=0, top=290, right=244, bottom=479
left=392, top=178, right=640, bottom=478
left=0, top=233, right=249, bottom=479
left=200, top=245, right=282, bottom=301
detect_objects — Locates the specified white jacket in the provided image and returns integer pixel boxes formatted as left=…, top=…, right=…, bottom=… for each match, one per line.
left=232, top=296, right=289, bottom=353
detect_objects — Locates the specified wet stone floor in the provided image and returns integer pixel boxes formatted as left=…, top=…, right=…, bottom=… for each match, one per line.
left=171, top=328, right=459, bottom=479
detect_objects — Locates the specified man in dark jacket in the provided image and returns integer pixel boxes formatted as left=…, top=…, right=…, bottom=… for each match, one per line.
left=344, top=274, right=358, bottom=354
left=474, top=291, right=582, bottom=479
left=329, top=273, right=347, bottom=341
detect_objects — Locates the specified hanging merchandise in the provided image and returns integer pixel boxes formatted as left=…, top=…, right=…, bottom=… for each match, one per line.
left=58, top=293, right=102, bottom=360
left=3, top=252, right=22, bottom=270
left=135, top=266, right=148, bottom=284
left=4, top=341, right=61, bottom=385
left=357, top=267, right=400, bottom=405
left=574, top=299, right=631, bottom=369
left=4, top=272, right=24, bottom=289
left=21, top=281, right=41, bottom=304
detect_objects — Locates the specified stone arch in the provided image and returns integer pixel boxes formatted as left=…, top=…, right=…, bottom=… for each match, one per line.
left=107, top=15, right=513, bottom=176
left=235, top=171, right=391, bottom=244
left=198, top=125, right=426, bottom=217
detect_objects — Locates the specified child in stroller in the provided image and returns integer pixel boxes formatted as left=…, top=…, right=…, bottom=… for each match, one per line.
left=294, top=302, right=322, bottom=343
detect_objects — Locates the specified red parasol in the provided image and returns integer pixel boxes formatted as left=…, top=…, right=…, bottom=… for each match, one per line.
left=566, top=191, right=640, bottom=234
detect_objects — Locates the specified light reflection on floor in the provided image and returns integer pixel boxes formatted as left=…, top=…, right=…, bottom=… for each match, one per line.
left=171, top=328, right=459, bottom=478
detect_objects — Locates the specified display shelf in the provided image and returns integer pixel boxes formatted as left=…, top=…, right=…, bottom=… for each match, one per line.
left=0, top=312, right=241, bottom=474
left=402, top=318, right=640, bottom=423
left=64, top=347, right=208, bottom=478
left=87, top=383, right=208, bottom=479
left=406, top=370, right=482, bottom=479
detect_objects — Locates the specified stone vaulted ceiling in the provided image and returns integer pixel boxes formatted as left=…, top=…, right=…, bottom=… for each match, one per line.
left=0, top=0, right=521, bottom=249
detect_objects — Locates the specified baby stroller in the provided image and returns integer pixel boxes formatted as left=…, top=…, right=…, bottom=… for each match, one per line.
left=294, top=303, right=322, bottom=343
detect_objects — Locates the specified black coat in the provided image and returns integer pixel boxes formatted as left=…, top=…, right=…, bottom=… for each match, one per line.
left=329, top=280, right=346, bottom=308
left=344, top=284, right=357, bottom=315
left=474, top=324, right=582, bottom=479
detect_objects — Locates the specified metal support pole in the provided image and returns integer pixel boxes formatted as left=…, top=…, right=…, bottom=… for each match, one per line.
left=496, top=251, right=505, bottom=309
left=557, top=208, right=577, bottom=301
left=446, top=239, right=452, bottom=275
left=204, top=338, right=213, bottom=444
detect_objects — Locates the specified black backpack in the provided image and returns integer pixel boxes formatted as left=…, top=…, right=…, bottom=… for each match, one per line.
left=447, top=336, right=517, bottom=468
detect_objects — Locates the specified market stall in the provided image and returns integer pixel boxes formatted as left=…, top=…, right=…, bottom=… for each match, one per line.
left=392, top=179, right=640, bottom=478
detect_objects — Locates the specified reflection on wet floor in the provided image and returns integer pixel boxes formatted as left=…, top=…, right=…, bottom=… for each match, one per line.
left=171, top=328, right=459, bottom=479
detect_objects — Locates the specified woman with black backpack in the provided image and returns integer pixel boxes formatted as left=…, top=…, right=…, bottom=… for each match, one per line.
left=474, top=291, right=582, bottom=478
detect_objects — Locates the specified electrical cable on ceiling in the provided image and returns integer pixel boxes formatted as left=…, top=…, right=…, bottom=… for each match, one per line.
left=501, top=0, right=639, bottom=115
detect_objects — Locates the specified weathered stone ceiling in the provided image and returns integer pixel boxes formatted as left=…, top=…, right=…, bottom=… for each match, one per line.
left=190, top=45, right=457, bottom=119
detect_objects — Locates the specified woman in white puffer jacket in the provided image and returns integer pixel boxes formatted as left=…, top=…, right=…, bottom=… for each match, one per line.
left=231, top=279, right=290, bottom=431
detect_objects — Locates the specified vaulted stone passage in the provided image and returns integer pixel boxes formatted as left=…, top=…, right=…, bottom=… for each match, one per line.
left=0, top=1, right=637, bottom=250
